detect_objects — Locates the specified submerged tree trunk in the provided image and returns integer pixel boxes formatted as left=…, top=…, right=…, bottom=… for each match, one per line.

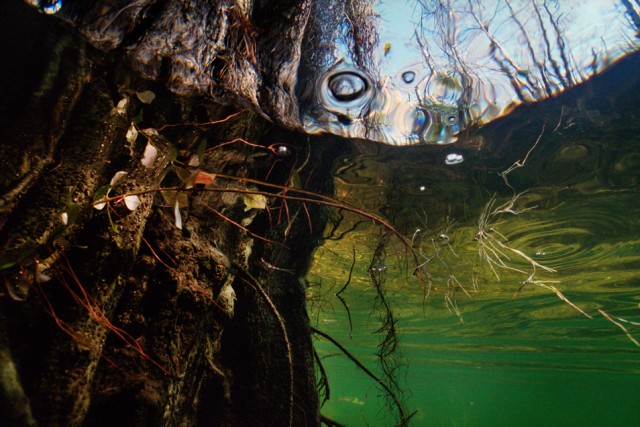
left=1, top=4, right=334, bottom=426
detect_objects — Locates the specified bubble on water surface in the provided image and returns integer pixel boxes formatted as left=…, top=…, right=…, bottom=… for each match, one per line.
left=401, top=71, right=416, bottom=84
left=328, top=72, right=368, bottom=103
left=445, top=153, right=464, bottom=165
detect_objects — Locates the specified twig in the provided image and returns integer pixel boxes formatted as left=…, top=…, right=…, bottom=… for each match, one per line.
left=599, top=309, right=640, bottom=347
left=311, top=327, right=409, bottom=425
left=499, top=124, right=546, bottom=191
left=334, top=248, right=356, bottom=338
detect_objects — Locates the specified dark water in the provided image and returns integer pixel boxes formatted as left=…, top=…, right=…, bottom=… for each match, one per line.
left=307, top=54, right=640, bottom=426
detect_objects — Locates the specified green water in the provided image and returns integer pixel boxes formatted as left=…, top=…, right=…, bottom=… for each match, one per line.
left=307, top=114, right=640, bottom=425
left=308, top=190, right=640, bottom=426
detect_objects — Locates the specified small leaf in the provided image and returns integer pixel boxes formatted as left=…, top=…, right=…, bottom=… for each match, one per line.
left=140, top=128, right=159, bottom=138
left=136, top=90, right=156, bottom=104
left=187, top=154, right=200, bottom=167
left=243, top=193, right=267, bottom=211
left=288, top=169, right=302, bottom=189
left=110, top=171, right=128, bottom=186
left=174, top=200, right=183, bottom=230
left=115, top=97, right=128, bottom=115
left=94, top=201, right=107, bottom=210
left=141, top=142, right=158, bottom=169
left=124, top=195, right=141, bottom=211
left=0, top=259, right=16, bottom=271
left=193, top=171, right=216, bottom=185
left=125, top=123, right=138, bottom=143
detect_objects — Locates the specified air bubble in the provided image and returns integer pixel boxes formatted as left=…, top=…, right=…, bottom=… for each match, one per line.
left=444, top=113, right=459, bottom=125
left=445, top=153, right=464, bottom=165
left=327, top=72, right=368, bottom=102
left=401, top=71, right=416, bottom=84
left=274, top=144, right=291, bottom=156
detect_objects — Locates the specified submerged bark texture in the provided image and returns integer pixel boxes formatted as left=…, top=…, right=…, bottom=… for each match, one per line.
left=1, top=3, right=335, bottom=426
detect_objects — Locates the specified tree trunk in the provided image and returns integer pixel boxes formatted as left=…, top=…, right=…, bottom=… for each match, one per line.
left=1, top=4, right=333, bottom=426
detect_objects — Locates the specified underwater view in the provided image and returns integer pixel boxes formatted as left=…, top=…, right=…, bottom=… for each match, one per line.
left=2, top=1, right=640, bottom=426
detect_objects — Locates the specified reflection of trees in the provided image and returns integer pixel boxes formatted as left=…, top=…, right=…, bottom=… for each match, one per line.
left=411, top=0, right=640, bottom=118
left=621, top=0, right=640, bottom=35
left=415, top=1, right=577, bottom=102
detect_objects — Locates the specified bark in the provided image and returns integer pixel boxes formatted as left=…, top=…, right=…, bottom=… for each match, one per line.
left=1, top=3, right=334, bottom=426
left=47, top=0, right=312, bottom=130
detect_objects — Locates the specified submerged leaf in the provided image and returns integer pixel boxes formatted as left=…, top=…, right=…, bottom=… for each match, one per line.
left=141, top=143, right=158, bottom=169
left=193, top=171, right=216, bottom=185
left=243, top=193, right=267, bottom=211
left=0, top=259, right=16, bottom=271
left=115, top=97, right=128, bottom=115
left=174, top=200, right=183, bottom=230
left=110, top=171, right=128, bottom=186
left=124, top=195, right=141, bottom=211
left=187, top=154, right=200, bottom=167
left=140, top=128, right=159, bottom=138
left=125, top=123, right=138, bottom=143
left=136, top=90, right=156, bottom=104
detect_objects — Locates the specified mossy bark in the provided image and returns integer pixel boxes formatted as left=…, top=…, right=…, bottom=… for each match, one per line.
left=0, top=4, right=332, bottom=426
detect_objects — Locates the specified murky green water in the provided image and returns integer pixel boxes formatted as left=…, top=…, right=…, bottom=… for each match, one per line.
left=306, top=57, right=640, bottom=425
left=309, top=187, right=640, bottom=426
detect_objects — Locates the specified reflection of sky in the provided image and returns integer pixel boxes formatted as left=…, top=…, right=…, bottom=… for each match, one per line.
left=305, top=1, right=640, bottom=145
left=376, top=0, right=425, bottom=73
left=376, top=0, right=637, bottom=76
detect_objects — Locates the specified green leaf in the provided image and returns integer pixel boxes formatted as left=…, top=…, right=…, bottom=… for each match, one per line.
left=243, top=193, right=267, bottom=211
left=0, top=259, right=16, bottom=271
left=288, top=170, right=302, bottom=190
